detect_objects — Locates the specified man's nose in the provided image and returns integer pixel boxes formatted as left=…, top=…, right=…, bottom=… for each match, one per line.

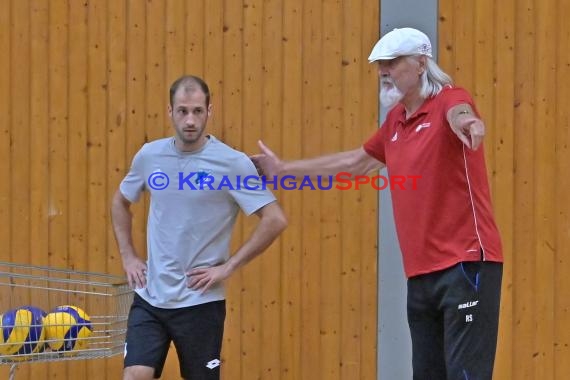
left=377, top=65, right=389, bottom=77
left=377, top=68, right=390, bottom=80
left=185, top=115, right=195, bottom=126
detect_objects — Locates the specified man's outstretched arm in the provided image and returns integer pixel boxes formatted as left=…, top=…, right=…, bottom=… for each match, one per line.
left=251, top=140, right=385, bottom=179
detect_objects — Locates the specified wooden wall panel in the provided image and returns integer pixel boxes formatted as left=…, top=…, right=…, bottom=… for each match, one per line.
left=29, top=0, right=50, bottom=314
left=279, top=2, right=303, bottom=379
left=493, top=1, right=515, bottom=378
left=0, top=1, right=10, bottom=275
left=554, top=2, right=570, bottom=378
left=221, top=1, right=244, bottom=378
left=300, top=1, right=323, bottom=379
left=514, top=1, right=536, bottom=378
left=321, top=1, right=342, bottom=379
left=339, top=0, right=364, bottom=378
left=359, top=2, right=381, bottom=377
left=0, top=0, right=379, bottom=379
left=125, top=0, right=148, bottom=279
left=260, top=1, right=283, bottom=378
left=5, top=0, right=569, bottom=378
left=439, top=0, right=570, bottom=379
left=106, top=1, right=128, bottom=377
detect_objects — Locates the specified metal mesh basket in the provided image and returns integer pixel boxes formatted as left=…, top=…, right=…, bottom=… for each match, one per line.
left=0, top=261, right=132, bottom=368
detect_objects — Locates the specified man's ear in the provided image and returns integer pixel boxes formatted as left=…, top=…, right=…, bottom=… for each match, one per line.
left=167, top=104, right=172, bottom=118
left=207, top=103, right=213, bottom=117
left=418, top=55, right=427, bottom=75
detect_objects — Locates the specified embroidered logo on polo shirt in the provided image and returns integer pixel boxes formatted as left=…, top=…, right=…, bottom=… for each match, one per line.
left=415, top=122, right=431, bottom=132
left=391, top=132, right=398, bottom=142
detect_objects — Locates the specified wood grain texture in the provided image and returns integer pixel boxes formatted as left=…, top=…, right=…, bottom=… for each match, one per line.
left=439, top=0, right=569, bottom=379
left=3, top=0, right=568, bottom=377
left=259, top=0, right=283, bottom=378
left=554, top=2, right=570, bottom=378
left=0, top=0, right=377, bottom=378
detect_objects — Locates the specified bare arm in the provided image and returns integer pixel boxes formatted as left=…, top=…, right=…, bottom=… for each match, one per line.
left=251, top=140, right=385, bottom=179
left=111, top=190, right=147, bottom=289
left=187, top=201, right=288, bottom=292
left=446, top=103, right=485, bottom=150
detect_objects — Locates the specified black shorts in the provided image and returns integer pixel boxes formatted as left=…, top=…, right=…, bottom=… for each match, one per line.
left=407, top=261, right=502, bottom=380
left=124, top=294, right=226, bottom=379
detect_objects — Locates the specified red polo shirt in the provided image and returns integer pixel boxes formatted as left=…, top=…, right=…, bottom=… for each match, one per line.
left=363, top=86, right=503, bottom=278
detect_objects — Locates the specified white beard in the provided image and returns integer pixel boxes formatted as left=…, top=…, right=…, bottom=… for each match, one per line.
left=380, top=80, right=404, bottom=109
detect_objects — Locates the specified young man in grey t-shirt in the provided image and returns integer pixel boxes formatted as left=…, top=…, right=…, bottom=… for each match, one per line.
left=111, top=75, right=287, bottom=380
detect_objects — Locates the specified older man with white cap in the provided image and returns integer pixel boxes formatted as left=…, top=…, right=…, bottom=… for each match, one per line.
left=252, top=27, right=503, bottom=380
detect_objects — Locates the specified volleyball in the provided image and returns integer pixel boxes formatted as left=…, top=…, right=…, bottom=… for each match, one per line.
left=0, top=306, right=46, bottom=356
left=44, top=305, right=93, bottom=352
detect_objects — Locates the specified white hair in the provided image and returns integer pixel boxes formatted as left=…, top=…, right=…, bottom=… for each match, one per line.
left=419, top=57, right=453, bottom=98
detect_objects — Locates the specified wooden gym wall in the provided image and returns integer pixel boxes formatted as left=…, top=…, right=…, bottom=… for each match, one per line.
left=0, top=0, right=379, bottom=379
left=5, top=0, right=568, bottom=379
left=438, top=0, right=570, bottom=379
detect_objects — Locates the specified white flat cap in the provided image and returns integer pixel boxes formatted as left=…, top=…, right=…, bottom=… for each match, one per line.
left=368, top=27, right=432, bottom=62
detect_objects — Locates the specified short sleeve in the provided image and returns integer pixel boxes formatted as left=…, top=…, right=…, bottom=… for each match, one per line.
left=441, top=87, right=480, bottom=117
left=120, top=147, right=146, bottom=203
left=362, top=123, right=388, bottom=164
left=228, top=155, right=276, bottom=216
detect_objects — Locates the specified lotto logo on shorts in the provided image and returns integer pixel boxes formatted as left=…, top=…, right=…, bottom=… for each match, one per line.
left=206, top=359, right=221, bottom=369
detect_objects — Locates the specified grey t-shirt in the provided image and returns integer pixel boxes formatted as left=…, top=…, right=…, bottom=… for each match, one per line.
left=120, top=135, right=276, bottom=308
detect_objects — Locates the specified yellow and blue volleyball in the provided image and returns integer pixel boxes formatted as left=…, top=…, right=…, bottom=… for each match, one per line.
left=44, top=305, right=93, bottom=352
left=0, top=306, right=46, bottom=356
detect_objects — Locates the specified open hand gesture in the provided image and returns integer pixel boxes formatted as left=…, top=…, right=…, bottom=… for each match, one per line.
left=249, top=140, right=283, bottom=177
